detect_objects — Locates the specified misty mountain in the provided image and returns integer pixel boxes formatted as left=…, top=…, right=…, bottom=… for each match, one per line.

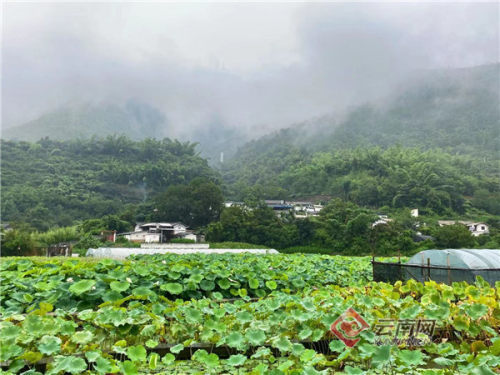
left=222, top=64, right=500, bottom=202
left=230, top=63, right=499, bottom=162
left=2, top=100, right=168, bottom=142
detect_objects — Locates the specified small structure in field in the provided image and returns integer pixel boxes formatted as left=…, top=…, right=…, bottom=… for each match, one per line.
left=373, top=249, right=500, bottom=286
left=120, top=222, right=195, bottom=243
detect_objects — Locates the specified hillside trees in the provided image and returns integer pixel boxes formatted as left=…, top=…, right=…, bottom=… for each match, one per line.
left=154, top=178, right=224, bottom=228
left=0, top=137, right=218, bottom=229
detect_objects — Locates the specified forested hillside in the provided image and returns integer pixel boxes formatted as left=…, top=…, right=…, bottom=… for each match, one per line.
left=222, top=64, right=500, bottom=216
left=1, top=137, right=218, bottom=229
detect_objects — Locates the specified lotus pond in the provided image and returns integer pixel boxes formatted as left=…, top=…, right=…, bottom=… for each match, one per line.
left=0, top=254, right=498, bottom=374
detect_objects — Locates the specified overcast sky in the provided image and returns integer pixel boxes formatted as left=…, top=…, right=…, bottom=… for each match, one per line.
left=2, top=1, right=499, bottom=135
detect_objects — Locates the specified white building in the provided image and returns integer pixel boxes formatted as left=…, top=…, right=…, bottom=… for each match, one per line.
left=122, top=222, right=194, bottom=243
left=438, top=220, right=490, bottom=237
left=372, top=215, right=393, bottom=228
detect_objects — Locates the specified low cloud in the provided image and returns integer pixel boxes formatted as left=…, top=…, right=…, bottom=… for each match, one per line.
left=2, top=2, right=498, bottom=137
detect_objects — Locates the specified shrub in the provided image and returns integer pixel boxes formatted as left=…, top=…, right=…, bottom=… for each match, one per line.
left=171, top=238, right=196, bottom=244
left=209, top=242, right=268, bottom=249
left=279, top=246, right=334, bottom=255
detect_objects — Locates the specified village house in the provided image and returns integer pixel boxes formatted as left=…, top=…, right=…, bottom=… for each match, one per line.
left=438, top=220, right=490, bottom=236
left=121, top=222, right=196, bottom=243
left=372, top=214, right=394, bottom=228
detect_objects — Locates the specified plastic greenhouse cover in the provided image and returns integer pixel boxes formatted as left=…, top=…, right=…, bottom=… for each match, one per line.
left=407, top=249, right=500, bottom=269
left=86, top=247, right=279, bottom=259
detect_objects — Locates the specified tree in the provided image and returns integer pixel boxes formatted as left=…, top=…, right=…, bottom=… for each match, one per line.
left=155, top=178, right=224, bottom=228
left=432, top=224, right=476, bottom=249
left=1, top=229, right=36, bottom=256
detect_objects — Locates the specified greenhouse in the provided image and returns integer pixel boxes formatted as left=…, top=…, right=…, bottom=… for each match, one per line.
left=373, top=249, right=500, bottom=285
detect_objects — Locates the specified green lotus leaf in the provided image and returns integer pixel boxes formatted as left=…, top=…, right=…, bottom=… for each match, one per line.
left=119, top=360, right=138, bottom=375
left=212, top=292, right=223, bottom=300
left=291, top=278, right=305, bottom=288
left=344, top=366, right=364, bottom=374
left=77, top=309, right=95, bottom=321
left=329, top=340, right=345, bottom=353
left=265, top=280, right=277, bottom=290
left=400, top=305, right=421, bottom=319
left=278, top=360, right=294, bottom=371
left=38, top=335, right=61, bottom=355
left=433, top=357, right=455, bottom=366
left=251, top=347, right=272, bottom=359
left=358, top=343, right=377, bottom=359
left=185, top=308, right=203, bottom=323
left=190, top=274, right=204, bottom=283
left=110, top=281, right=130, bottom=292
left=200, top=280, right=215, bottom=291
left=453, top=316, right=469, bottom=331
left=273, top=337, right=292, bottom=353
left=238, top=288, right=248, bottom=298
left=127, top=345, right=147, bottom=362
left=145, top=339, right=158, bottom=348
left=372, top=345, right=391, bottom=365
left=140, top=324, right=156, bottom=337
left=203, top=353, right=220, bottom=367
left=0, top=343, right=23, bottom=362
left=132, top=286, right=153, bottom=296
left=69, top=279, right=96, bottom=295
left=245, top=329, right=266, bottom=346
left=162, top=353, right=175, bottom=364
left=291, top=343, right=306, bottom=356
left=1, top=323, right=21, bottom=341
left=266, top=299, right=280, bottom=310
left=300, top=349, right=317, bottom=363
left=85, top=350, right=101, bottom=362
left=298, top=328, right=312, bottom=340
left=71, top=331, right=94, bottom=345
left=226, top=332, right=245, bottom=348
left=18, top=351, right=42, bottom=366
left=249, top=278, right=259, bottom=289
left=236, top=311, right=253, bottom=323
left=161, top=282, right=183, bottom=295
left=311, top=329, right=325, bottom=341
left=464, top=303, right=489, bottom=320
left=226, top=354, right=247, bottom=366
left=170, top=344, right=184, bottom=354
left=148, top=352, right=160, bottom=370
left=291, top=309, right=310, bottom=322
left=22, top=315, right=43, bottom=335
left=94, top=357, right=113, bottom=374
left=217, top=279, right=231, bottom=290
left=397, top=350, right=424, bottom=366
left=8, top=359, right=25, bottom=373
left=53, top=355, right=87, bottom=374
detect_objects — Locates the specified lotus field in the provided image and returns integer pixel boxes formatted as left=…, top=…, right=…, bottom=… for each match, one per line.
left=0, top=254, right=499, bottom=374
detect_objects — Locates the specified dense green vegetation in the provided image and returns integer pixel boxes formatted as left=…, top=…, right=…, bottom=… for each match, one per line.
left=0, top=254, right=372, bottom=314
left=1, top=256, right=498, bottom=373
left=206, top=200, right=500, bottom=255
left=1, top=137, right=218, bottom=230
left=223, top=147, right=499, bottom=216
left=222, top=65, right=499, bottom=216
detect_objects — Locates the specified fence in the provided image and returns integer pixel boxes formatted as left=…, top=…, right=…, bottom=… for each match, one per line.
left=372, top=258, right=500, bottom=286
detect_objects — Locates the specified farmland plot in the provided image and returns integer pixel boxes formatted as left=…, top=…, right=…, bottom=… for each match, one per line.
left=0, top=254, right=498, bottom=374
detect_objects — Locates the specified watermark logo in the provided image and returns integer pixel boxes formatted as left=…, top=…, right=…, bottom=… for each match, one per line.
left=330, top=307, right=370, bottom=347
left=374, top=319, right=436, bottom=346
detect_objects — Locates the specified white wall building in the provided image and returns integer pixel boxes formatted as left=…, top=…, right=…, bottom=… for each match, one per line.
left=122, top=222, right=192, bottom=243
